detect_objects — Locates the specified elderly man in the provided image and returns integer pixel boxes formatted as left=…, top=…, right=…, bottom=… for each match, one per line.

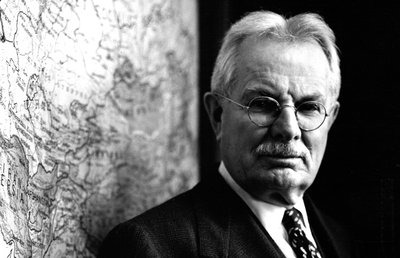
left=100, top=11, right=351, bottom=258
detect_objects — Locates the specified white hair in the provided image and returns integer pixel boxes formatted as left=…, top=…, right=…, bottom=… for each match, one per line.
left=211, top=11, right=341, bottom=100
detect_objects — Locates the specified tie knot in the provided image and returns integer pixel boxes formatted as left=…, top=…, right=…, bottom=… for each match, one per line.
left=282, top=208, right=304, bottom=231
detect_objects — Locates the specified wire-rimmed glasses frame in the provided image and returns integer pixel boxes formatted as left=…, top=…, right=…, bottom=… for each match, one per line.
left=213, top=92, right=329, bottom=132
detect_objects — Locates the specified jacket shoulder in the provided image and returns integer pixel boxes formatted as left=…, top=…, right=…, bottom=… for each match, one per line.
left=99, top=185, right=201, bottom=258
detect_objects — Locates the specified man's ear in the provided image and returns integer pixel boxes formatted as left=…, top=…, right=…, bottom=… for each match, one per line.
left=327, top=101, right=340, bottom=129
left=203, top=92, right=223, bottom=141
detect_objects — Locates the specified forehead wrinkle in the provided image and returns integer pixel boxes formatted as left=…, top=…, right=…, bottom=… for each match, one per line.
left=243, top=68, right=289, bottom=89
left=242, top=69, right=327, bottom=102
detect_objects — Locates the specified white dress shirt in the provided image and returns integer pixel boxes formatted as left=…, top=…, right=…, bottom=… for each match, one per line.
left=218, top=162, right=318, bottom=258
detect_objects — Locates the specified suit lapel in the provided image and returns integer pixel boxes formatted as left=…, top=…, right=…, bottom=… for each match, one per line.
left=194, top=172, right=286, bottom=258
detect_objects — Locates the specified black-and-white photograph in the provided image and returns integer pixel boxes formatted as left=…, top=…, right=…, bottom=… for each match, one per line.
left=0, top=1, right=398, bottom=257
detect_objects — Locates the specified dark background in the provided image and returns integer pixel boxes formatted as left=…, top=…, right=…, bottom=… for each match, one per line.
left=198, top=1, right=400, bottom=257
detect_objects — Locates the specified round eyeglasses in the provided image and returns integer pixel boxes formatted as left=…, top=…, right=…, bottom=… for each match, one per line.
left=214, top=92, right=329, bottom=131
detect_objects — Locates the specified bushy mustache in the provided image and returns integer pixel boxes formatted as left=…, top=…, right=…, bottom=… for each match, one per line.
left=254, top=142, right=309, bottom=158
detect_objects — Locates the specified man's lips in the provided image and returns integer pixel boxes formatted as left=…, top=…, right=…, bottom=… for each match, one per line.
left=266, top=154, right=302, bottom=159
left=262, top=153, right=304, bottom=160
left=263, top=155, right=304, bottom=168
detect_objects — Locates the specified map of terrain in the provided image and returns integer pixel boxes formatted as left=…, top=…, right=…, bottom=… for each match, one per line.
left=0, top=0, right=198, bottom=257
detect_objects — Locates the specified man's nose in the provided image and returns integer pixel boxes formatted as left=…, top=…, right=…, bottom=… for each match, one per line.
left=269, top=107, right=301, bottom=141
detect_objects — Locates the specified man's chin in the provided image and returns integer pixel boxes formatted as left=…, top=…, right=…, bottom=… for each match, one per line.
left=268, top=167, right=309, bottom=186
left=247, top=168, right=312, bottom=206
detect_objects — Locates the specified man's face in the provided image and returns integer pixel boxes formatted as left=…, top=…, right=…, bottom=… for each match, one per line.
left=218, top=37, right=339, bottom=207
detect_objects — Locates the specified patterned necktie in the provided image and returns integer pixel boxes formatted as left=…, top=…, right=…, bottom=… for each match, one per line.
left=282, top=208, right=322, bottom=258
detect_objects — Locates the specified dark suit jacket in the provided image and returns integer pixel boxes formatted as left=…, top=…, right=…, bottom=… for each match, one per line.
left=99, top=171, right=353, bottom=257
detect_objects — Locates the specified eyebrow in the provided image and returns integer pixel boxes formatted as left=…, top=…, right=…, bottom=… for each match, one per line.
left=239, top=87, right=271, bottom=104
left=241, top=76, right=276, bottom=92
left=297, top=93, right=326, bottom=103
left=243, top=87, right=275, bottom=98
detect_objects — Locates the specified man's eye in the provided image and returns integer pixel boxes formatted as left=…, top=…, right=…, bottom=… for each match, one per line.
left=298, top=102, right=323, bottom=114
left=249, top=98, right=278, bottom=113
